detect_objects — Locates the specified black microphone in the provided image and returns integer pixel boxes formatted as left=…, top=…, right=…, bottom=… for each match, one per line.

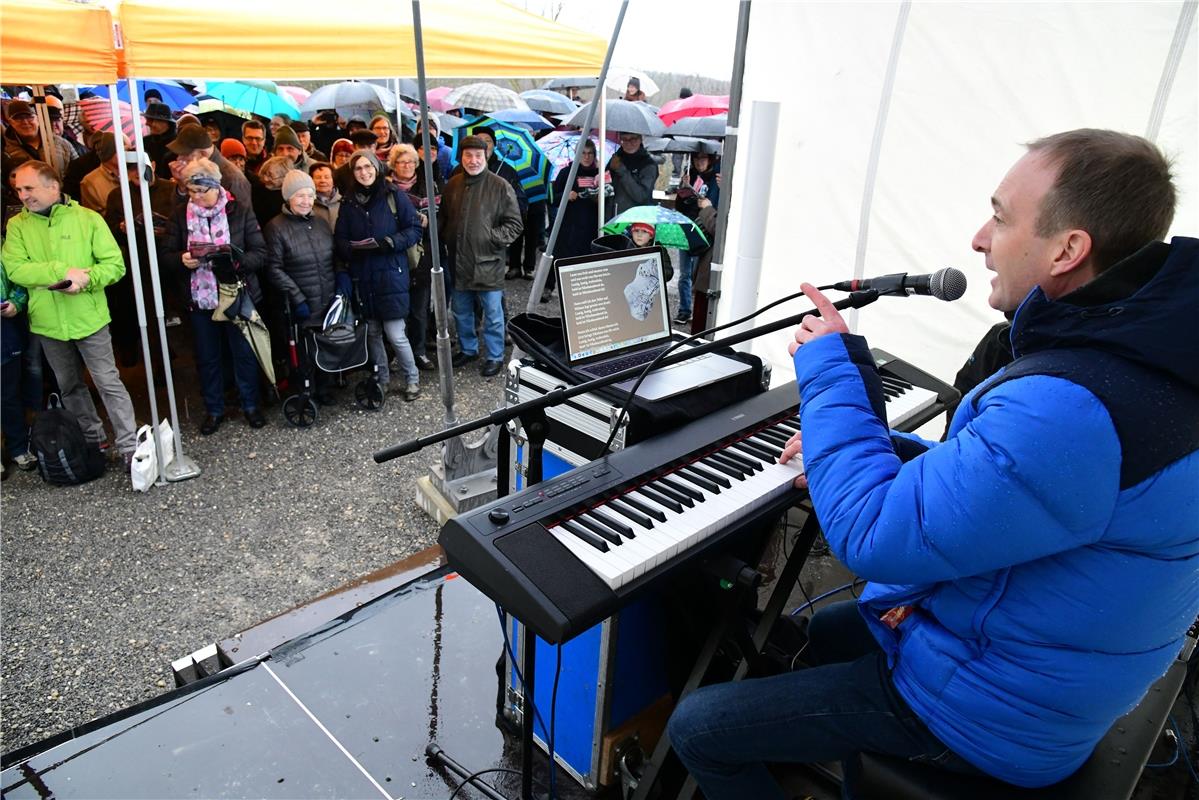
left=827, top=267, right=967, bottom=301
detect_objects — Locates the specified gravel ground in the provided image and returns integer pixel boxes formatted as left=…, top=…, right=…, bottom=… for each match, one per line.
left=0, top=272, right=691, bottom=754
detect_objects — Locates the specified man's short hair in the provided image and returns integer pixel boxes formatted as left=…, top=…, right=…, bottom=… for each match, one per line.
left=15, top=160, right=61, bottom=187
left=1027, top=129, right=1176, bottom=273
left=242, top=119, right=266, bottom=135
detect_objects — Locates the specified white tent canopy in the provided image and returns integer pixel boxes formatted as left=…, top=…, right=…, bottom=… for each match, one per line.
left=721, top=1, right=1198, bottom=399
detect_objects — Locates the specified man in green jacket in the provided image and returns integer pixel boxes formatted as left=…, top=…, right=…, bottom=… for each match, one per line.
left=2, top=160, right=138, bottom=464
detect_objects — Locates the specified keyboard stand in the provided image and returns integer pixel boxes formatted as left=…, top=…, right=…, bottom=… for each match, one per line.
left=629, top=504, right=824, bottom=800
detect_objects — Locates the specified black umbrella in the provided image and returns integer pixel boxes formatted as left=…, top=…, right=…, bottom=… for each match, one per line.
left=560, top=99, right=666, bottom=137
left=665, top=113, right=728, bottom=138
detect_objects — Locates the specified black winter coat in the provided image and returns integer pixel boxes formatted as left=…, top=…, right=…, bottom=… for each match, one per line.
left=399, top=171, right=443, bottom=291
left=549, top=163, right=603, bottom=259
left=607, top=146, right=658, bottom=214
left=263, top=206, right=337, bottom=316
left=334, top=180, right=422, bottom=321
left=162, top=195, right=268, bottom=307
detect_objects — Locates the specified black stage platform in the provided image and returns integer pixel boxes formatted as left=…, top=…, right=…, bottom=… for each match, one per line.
left=0, top=567, right=593, bottom=800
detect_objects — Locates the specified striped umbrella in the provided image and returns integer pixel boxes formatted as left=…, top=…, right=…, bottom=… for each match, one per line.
left=452, top=116, right=552, bottom=203
left=76, top=98, right=147, bottom=139
left=444, top=83, right=530, bottom=114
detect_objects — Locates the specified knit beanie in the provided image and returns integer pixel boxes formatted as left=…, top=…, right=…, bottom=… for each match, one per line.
left=220, top=138, right=247, bottom=159
left=273, top=125, right=302, bottom=152
left=281, top=169, right=316, bottom=201
left=629, top=222, right=655, bottom=237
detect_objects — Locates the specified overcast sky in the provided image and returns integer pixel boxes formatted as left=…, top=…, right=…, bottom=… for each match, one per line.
left=527, top=0, right=741, bottom=81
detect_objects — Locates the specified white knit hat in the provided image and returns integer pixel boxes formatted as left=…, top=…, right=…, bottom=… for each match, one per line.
left=281, top=169, right=315, bottom=201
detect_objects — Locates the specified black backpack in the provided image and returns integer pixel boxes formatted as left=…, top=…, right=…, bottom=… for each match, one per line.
left=29, top=394, right=106, bottom=486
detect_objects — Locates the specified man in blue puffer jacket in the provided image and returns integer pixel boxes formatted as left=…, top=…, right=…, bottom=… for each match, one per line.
left=668, top=129, right=1199, bottom=797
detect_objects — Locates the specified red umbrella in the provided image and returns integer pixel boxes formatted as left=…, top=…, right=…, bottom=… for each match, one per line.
left=76, top=97, right=147, bottom=139
left=657, top=94, right=730, bottom=127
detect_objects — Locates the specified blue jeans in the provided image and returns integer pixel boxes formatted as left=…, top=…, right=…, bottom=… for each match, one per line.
left=367, top=318, right=417, bottom=386
left=668, top=601, right=977, bottom=799
left=451, top=289, right=505, bottom=362
left=677, top=251, right=696, bottom=317
left=191, top=311, right=261, bottom=416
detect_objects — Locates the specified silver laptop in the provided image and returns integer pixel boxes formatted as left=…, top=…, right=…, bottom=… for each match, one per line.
left=555, top=247, right=750, bottom=401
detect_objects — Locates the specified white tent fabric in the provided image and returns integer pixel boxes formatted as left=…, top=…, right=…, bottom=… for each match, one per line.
left=721, top=2, right=1198, bottom=401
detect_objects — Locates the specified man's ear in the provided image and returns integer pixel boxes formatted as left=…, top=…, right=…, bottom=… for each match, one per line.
left=1048, top=229, right=1093, bottom=277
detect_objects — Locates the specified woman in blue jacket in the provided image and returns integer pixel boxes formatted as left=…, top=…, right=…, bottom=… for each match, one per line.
left=334, top=150, right=423, bottom=401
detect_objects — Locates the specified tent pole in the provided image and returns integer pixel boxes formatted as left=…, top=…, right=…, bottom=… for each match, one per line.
left=30, top=86, right=56, bottom=173
left=527, top=1, right=629, bottom=314
left=127, top=78, right=201, bottom=481
left=698, top=0, right=751, bottom=334
left=108, top=85, right=167, bottom=482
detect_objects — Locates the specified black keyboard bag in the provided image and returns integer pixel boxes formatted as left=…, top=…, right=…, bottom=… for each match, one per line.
left=508, top=312, right=766, bottom=449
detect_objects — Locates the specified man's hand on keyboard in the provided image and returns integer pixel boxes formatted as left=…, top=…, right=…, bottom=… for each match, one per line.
left=779, top=430, right=807, bottom=489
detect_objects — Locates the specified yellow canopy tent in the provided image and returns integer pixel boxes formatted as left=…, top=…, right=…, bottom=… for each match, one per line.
left=0, top=0, right=119, bottom=85
left=116, top=0, right=605, bottom=80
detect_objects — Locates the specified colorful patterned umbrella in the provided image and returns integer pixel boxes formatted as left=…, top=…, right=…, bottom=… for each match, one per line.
left=444, top=83, right=530, bottom=113
left=602, top=205, right=708, bottom=250
left=202, top=81, right=299, bottom=118
left=452, top=116, right=552, bottom=203
left=657, top=94, right=730, bottom=126
left=536, top=130, right=618, bottom=179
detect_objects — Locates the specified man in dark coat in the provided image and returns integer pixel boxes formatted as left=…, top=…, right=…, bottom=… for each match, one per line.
left=142, top=102, right=177, bottom=180
left=440, top=136, right=523, bottom=377
left=167, top=125, right=252, bottom=208
left=607, top=132, right=658, bottom=214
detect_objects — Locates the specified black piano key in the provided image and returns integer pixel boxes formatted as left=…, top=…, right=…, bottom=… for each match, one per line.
left=649, top=480, right=695, bottom=508
left=717, top=447, right=762, bottom=473
left=660, top=475, right=704, bottom=501
left=746, top=436, right=784, bottom=460
left=706, top=452, right=751, bottom=479
left=774, top=417, right=802, bottom=434
left=700, top=456, right=745, bottom=481
left=677, top=467, right=722, bottom=494
left=685, top=463, right=732, bottom=489
left=881, top=375, right=913, bottom=392
left=609, top=497, right=654, bottom=529
left=755, top=428, right=792, bottom=448
left=575, top=513, right=625, bottom=546
left=620, top=493, right=668, bottom=522
left=590, top=507, right=635, bottom=539
left=561, top=519, right=609, bottom=552
left=637, top=485, right=684, bottom=514
left=732, top=439, right=778, bottom=463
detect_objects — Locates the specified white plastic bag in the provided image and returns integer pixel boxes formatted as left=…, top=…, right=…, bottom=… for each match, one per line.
left=130, top=424, right=158, bottom=492
left=156, top=419, right=176, bottom=469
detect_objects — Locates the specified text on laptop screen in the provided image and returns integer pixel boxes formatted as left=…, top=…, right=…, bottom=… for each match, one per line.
left=558, top=250, right=672, bottom=362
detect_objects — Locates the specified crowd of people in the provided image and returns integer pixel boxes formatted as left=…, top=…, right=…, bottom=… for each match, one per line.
left=0, top=80, right=720, bottom=480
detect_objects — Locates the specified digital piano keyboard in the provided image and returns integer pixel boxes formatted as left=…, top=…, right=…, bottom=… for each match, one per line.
left=439, top=350, right=956, bottom=643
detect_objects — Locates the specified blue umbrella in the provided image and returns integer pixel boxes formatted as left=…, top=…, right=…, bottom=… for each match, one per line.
left=202, top=81, right=299, bottom=119
left=452, top=116, right=553, bottom=204
left=491, top=108, right=553, bottom=131
left=81, top=79, right=195, bottom=110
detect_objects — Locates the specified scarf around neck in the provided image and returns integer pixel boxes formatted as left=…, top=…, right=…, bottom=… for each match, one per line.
left=185, top=188, right=232, bottom=310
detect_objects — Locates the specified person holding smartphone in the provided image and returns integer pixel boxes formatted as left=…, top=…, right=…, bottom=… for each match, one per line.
left=2, top=160, right=139, bottom=468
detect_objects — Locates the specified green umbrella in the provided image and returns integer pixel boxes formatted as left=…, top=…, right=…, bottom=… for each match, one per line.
left=602, top=205, right=708, bottom=250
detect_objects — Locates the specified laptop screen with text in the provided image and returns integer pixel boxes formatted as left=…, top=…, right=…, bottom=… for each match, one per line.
left=556, top=247, right=672, bottom=365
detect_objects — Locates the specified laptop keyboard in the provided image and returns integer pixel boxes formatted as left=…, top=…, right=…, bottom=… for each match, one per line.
left=583, top=345, right=671, bottom=377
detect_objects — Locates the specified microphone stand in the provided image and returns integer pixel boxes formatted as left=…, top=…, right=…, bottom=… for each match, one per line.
left=390, top=289, right=876, bottom=800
